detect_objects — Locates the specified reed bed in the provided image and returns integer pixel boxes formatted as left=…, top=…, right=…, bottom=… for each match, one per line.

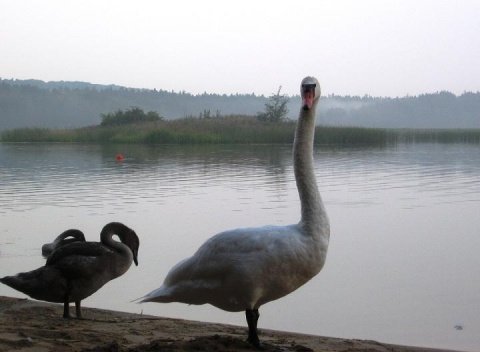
left=2, top=116, right=479, bottom=146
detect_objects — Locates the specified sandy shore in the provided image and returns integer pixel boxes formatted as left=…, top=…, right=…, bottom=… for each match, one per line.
left=0, top=296, right=459, bottom=352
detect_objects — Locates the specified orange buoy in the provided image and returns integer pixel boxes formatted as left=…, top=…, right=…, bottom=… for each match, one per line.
left=116, top=154, right=124, bottom=161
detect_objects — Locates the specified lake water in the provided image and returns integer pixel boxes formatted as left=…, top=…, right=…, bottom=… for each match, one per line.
left=0, top=142, right=479, bottom=351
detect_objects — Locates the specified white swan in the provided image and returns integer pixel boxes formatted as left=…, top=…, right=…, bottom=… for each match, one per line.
left=41, top=229, right=86, bottom=257
left=1, top=222, right=140, bottom=318
left=139, top=76, right=329, bottom=347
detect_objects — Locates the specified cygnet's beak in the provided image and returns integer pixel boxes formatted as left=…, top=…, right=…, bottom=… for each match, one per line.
left=133, top=249, right=139, bottom=266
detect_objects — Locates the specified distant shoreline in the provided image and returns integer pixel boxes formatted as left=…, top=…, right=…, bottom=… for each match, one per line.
left=2, top=120, right=480, bottom=146
left=2, top=78, right=480, bottom=130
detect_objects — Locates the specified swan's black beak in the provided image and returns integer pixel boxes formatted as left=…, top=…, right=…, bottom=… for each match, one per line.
left=133, top=249, right=139, bottom=266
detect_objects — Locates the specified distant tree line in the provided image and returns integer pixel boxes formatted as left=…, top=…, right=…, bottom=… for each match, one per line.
left=1, top=78, right=479, bottom=130
left=321, top=91, right=480, bottom=128
left=0, top=79, right=268, bottom=130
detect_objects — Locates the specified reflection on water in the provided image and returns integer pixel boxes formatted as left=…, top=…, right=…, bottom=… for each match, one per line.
left=0, top=144, right=294, bottom=214
left=0, top=143, right=479, bottom=351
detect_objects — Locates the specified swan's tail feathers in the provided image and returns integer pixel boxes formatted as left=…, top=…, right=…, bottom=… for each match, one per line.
left=0, top=276, right=12, bottom=286
left=0, top=268, right=66, bottom=303
left=1, top=270, right=46, bottom=295
left=134, top=286, right=172, bottom=304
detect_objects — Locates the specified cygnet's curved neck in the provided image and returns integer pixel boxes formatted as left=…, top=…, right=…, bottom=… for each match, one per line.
left=100, top=223, right=136, bottom=276
left=100, top=224, right=130, bottom=254
left=293, top=103, right=328, bottom=237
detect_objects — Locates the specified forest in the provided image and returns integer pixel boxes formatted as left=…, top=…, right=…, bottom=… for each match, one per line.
left=1, top=78, right=479, bottom=130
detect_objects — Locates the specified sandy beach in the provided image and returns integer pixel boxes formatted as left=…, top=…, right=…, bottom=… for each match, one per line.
left=0, top=296, right=461, bottom=352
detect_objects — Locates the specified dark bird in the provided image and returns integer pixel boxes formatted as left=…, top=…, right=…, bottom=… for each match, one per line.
left=41, top=229, right=86, bottom=257
left=1, top=222, right=139, bottom=318
left=138, top=77, right=329, bottom=348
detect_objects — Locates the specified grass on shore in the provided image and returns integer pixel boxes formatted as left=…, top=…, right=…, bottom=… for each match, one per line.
left=1, top=115, right=480, bottom=146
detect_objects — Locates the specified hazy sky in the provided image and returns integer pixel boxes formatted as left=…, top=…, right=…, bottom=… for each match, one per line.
left=1, top=0, right=479, bottom=97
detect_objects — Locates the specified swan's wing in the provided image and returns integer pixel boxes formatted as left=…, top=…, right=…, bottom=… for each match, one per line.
left=196, top=225, right=301, bottom=257
left=46, top=242, right=111, bottom=265
left=166, top=226, right=301, bottom=287
left=45, top=242, right=113, bottom=278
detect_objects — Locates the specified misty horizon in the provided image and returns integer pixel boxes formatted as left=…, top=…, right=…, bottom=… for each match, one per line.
left=1, top=77, right=479, bottom=130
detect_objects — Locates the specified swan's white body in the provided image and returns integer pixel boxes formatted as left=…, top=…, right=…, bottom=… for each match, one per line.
left=143, top=224, right=327, bottom=312
left=140, top=77, right=329, bottom=346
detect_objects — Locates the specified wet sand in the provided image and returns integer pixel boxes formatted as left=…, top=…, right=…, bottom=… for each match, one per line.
left=0, top=296, right=460, bottom=352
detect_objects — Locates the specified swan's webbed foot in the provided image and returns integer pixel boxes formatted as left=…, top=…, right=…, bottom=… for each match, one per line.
left=246, top=336, right=262, bottom=349
left=246, top=309, right=263, bottom=349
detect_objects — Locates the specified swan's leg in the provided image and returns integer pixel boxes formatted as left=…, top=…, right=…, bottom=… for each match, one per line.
left=75, top=301, right=82, bottom=319
left=62, top=301, right=71, bottom=318
left=63, top=281, right=72, bottom=318
left=245, top=309, right=261, bottom=348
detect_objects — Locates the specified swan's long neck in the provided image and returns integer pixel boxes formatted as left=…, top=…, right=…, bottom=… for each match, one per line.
left=294, top=104, right=329, bottom=239
left=100, top=225, right=132, bottom=257
left=100, top=224, right=135, bottom=276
